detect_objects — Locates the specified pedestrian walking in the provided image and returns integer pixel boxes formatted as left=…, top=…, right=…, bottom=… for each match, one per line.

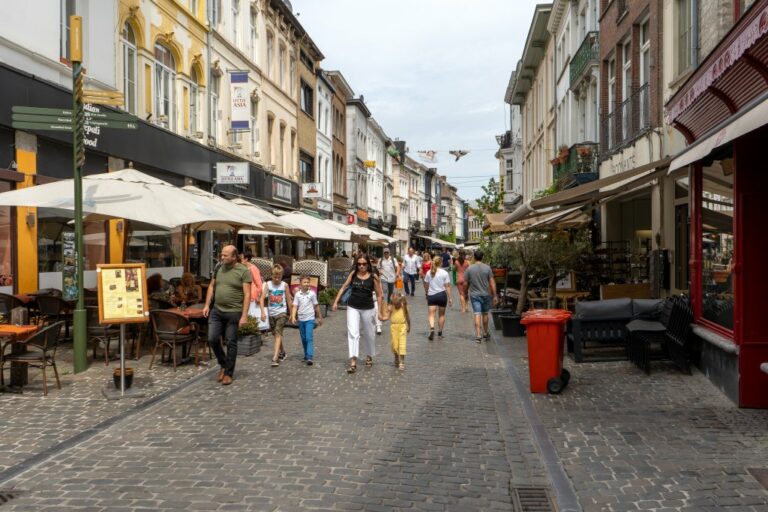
left=388, top=292, right=410, bottom=371
left=378, top=248, right=399, bottom=303
left=260, top=264, right=293, bottom=367
left=441, top=246, right=452, bottom=270
left=239, top=250, right=263, bottom=314
left=333, top=253, right=386, bottom=373
left=290, top=275, right=322, bottom=366
left=203, top=245, right=252, bottom=385
left=402, top=247, right=419, bottom=296
left=423, top=256, right=453, bottom=340
left=463, top=250, right=497, bottom=343
left=454, top=250, right=471, bottom=313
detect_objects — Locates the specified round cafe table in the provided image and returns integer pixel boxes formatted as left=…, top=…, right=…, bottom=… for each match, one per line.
left=0, top=324, right=41, bottom=389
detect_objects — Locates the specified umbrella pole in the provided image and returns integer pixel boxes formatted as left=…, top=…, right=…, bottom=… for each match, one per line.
left=71, top=19, right=87, bottom=374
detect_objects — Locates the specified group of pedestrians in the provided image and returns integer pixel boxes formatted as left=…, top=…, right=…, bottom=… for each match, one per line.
left=201, top=244, right=497, bottom=384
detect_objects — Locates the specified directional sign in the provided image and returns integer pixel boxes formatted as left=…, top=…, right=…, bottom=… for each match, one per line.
left=11, top=121, right=73, bottom=132
left=12, top=106, right=72, bottom=116
left=84, top=110, right=136, bottom=122
left=83, top=119, right=138, bottom=129
left=12, top=113, right=73, bottom=124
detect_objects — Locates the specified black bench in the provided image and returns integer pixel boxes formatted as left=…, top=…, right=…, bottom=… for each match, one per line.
left=627, top=296, right=694, bottom=374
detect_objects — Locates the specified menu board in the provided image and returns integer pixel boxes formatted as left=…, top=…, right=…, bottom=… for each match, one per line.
left=96, top=263, right=150, bottom=324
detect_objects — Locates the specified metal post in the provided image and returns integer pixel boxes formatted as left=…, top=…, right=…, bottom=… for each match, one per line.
left=119, top=324, right=126, bottom=395
left=71, top=16, right=87, bottom=373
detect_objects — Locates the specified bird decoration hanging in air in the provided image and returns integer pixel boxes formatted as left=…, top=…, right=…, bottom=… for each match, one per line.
left=449, top=150, right=470, bottom=162
left=417, top=150, right=438, bottom=163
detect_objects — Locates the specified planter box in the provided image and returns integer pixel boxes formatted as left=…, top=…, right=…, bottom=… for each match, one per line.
left=490, top=307, right=513, bottom=330
left=237, top=334, right=262, bottom=356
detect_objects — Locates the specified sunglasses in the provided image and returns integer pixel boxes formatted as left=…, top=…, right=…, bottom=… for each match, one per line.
left=357, top=262, right=368, bottom=266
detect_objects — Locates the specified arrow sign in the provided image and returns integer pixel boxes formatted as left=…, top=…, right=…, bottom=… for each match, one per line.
left=12, top=106, right=72, bottom=116
left=84, top=119, right=138, bottom=129
left=11, top=121, right=73, bottom=132
left=12, top=113, right=73, bottom=124
left=85, top=110, right=136, bottom=122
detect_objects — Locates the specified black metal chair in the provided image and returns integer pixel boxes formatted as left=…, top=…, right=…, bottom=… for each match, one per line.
left=148, top=310, right=199, bottom=371
left=86, top=306, right=121, bottom=365
left=35, top=295, right=74, bottom=338
left=0, top=321, right=65, bottom=395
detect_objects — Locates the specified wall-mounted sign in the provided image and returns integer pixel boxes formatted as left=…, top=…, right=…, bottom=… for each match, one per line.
left=272, top=177, right=292, bottom=203
left=229, top=71, right=250, bottom=131
left=364, top=160, right=376, bottom=168
left=317, top=198, right=332, bottom=213
left=347, top=214, right=355, bottom=224
left=431, top=203, right=438, bottom=226
left=357, top=208, right=369, bottom=222
left=216, top=162, right=250, bottom=185
left=302, top=182, right=322, bottom=198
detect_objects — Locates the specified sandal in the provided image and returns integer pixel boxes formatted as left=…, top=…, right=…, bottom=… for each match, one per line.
left=346, top=363, right=357, bottom=374
left=398, top=362, right=405, bottom=371
left=364, top=356, right=373, bottom=367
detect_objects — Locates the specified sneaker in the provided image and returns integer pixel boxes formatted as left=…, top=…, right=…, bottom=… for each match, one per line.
left=271, top=359, right=279, bottom=367
left=279, top=351, right=287, bottom=362
left=428, top=330, right=434, bottom=341
left=376, top=327, right=382, bottom=335
left=438, top=331, right=443, bottom=338
left=306, top=359, right=313, bottom=366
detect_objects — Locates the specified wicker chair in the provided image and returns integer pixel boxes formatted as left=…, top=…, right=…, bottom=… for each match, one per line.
left=0, top=293, right=24, bottom=320
left=86, top=306, right=121, bottom=365
left=294, top=259, right=328, bottom=287
left=35, top=295, right=73, bottom=338
left=148, top=310, right=199, bottom=371
left=252, top=258, right=273, bottom=280
left=0, top=321, right=65, bottom=395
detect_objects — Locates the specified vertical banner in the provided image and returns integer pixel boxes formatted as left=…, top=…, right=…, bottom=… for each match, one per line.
left=62, top=231, right=78, bottom=301
left=229, top=71, right=250, bottom=131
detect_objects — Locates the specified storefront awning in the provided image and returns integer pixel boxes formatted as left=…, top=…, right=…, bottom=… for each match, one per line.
left=669, top=92, right=768, bottom=173
left=504, top=157, right=672, bottom=224
left=484, top=213, right=517, bottom=233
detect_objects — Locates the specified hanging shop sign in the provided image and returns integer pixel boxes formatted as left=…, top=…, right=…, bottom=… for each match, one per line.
left=317, top=198, right=332, bottom=213
left=357, top=208, right=369, bottom=222
left=216, top=161, right=250, bottom=185
left=431, top=203, right=438, bottom=226
left=272, top=177, right=292, bottom=203
left=364, top=160, right=376, bottom=168
left=229, top=71, right=250, bottom=131
left=301, top=182, right=322, bottom=198
left=347, top=214, right=355, bottom=224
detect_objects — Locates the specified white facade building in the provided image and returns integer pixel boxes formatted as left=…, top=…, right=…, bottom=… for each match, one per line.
left=345, top=97, right=370, bottom=223
left=316, top=72, right=334, bottom=214
left=365, top=118, right=388, bottom=223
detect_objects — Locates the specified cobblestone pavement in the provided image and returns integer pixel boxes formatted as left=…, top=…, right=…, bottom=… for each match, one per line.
left=0, top=290, right=548, bottom=511
left=493, top=330, right=768, bottom=512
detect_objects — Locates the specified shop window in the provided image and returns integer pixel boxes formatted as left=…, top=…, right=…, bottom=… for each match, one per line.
left=699, top=160, right=734, bottom=330
left=38, top=210, right=106, bottom=272
left=0, top=183, right=13, bottom=290
left=126, top=227, right=182, bottom=268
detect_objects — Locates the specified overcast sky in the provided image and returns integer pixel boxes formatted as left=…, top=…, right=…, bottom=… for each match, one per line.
left=291, top=0, right=540, bottom=201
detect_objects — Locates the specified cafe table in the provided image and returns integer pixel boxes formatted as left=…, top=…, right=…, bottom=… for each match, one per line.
left=0, top=324, right=40, bottom=389
left=164, top=305, right=207, bottom=364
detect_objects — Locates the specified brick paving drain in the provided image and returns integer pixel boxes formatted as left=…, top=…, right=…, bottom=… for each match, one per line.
left=747, top=468, right=768, bottom=490
left=511, top=486, right=555, bottom=512
left=0, top=491, right=21, bottom=506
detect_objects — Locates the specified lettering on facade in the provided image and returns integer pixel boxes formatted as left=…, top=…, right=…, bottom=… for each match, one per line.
left=610, top=154, right=636, bottom=175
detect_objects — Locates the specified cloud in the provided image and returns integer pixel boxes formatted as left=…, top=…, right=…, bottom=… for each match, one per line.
left=292, top=0, right=540, bottom=199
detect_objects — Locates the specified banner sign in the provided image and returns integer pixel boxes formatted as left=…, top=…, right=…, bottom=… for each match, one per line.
left=216, top=162, right=250, bottom=185
left=431, top=203, right=438, bottom=226
left=62, top=231, right=77, bottom=301
left=229, top=71, right=250, bottom=131
left=302, top=182, right=322, bottom=198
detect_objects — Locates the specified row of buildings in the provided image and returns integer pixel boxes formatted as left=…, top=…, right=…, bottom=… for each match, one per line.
left=0, top=0, right=467, bottom=294
left=494, top=0, right=768, bottom=407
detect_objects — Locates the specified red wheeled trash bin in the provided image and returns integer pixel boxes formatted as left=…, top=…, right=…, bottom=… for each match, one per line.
left=520, top=309, right=572, bottom=394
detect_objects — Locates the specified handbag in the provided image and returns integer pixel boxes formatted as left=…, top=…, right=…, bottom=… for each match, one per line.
left=395, top=277, right=404, bottom=290
left=341, top=286, right=352, bottom=304
left=250, top=303, right=270, bottom=331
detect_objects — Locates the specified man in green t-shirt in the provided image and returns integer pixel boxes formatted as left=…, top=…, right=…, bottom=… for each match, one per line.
left=203, top=245, right=252, bottom=385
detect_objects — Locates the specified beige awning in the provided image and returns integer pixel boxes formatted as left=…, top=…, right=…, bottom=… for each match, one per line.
left=504, top=156, right=672, bottom=225
left=668, top=91, right=768, bottom=173
left=484, top=213, right=518, bottom=233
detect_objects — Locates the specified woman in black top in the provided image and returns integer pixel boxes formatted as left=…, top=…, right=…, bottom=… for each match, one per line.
left=333, top=254, right=386, bottom=373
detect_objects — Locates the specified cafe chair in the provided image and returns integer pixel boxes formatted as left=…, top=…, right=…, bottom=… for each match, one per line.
left=0, top=293, right=24, bottom=321
left=148, top=310, right=198, bottom=371
left=0, top=321, right=65, bottom=396
left=35, top=295, right=74, bottom=338
left=86, top=306, right=121, bottom=365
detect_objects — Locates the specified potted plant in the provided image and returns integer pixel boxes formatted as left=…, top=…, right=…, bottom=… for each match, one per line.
left=576, top=145, right=593, bottom=158
left=237, top=316, right=262, bottom=356
left=113, top=367, right=134, bottom=389
left=318, top=289, right=336, bottom=317
left=558, top=144, right=570, bottom=161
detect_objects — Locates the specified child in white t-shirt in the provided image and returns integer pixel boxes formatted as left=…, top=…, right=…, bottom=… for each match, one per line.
left=290, top=275, right=322, bottom=365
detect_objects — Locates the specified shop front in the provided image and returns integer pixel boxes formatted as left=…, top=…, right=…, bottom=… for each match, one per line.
left=665, top=0, right=768, bottom=408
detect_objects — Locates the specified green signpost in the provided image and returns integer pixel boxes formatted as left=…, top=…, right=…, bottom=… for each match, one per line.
left=10, top=15, right=137, bottom=375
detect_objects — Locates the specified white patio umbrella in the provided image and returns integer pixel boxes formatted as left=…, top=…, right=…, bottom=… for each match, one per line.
left=0, top=169, right=262, bottom=230
left=276, top=211, right=352, bottom=241
left=326, top=219, right=397, bottom=245
left=229, top=198, right=312, bottom=238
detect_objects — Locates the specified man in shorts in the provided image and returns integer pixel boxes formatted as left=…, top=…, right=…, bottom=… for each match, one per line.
left=463, top=250, right=497, bottom=343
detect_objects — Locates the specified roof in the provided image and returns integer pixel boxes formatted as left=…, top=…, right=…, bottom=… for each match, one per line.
left=326, top=70, right=354, bottom=98
left=270, top=0, right=324, bottom=60
left=510, top=4, right=552, bottom=106
left=347, top=97, right=371, bottom=118
left=316, top=70, right=336, bottom=93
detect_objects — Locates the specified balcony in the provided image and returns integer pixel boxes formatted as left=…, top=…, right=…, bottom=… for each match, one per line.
left=496, top=130, right=512, bottom=149
left=570, top=32, right=599, bottom=90
left=409, top=220, right=421, bottom=233
left=552, top=142, right=599, bottom=188
left=601, top=83, right=651, bottom=154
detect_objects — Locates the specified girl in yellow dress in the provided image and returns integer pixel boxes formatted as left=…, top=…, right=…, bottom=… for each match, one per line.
left=388, top=292, right=410, bottom=371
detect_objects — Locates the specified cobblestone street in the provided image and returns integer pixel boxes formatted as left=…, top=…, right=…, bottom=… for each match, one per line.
left=2, top=289, right=768, bottom=511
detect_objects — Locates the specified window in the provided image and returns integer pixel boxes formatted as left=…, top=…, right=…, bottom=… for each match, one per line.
left=249, top=11, right=258, bottom=61
left=154, top=43, right=176, bottom=129
left=231, top=0, right=240, bottom=46
left=289, top=56, right=296, bottom=97
left=699, top=159, right=734, bottom=331
left=0, top=182, right=13, bottom=291
left=121, top=23, right=137, bottom=115
left=278, top=45, right=286, bottom=88
left=639, top=19, right=651, bottom=130
left=60, top=0, right=75, bottom=60
left=299, top=50, right=313, bottom=70
left=210, top=75, right=220, bottom=141
left=621, top=40, right=632, bottom=140
left=677, top=0, right=692, bottom=74
left=126, top=228, right=182, bottom=268
left=300, top=81, right=313, bottom=116
left=189, top=0, right=198, bottom=16
left=189, top=68, right=199, bottom=133
left=266, top=32, right=274, bottom=78
left=211, top=0, right=222, bottom=27
left=607, top=57, right=616, bottom=149
left=250, top=100, right=258, bottom=154
left=301, top=156, right=315, bottom=186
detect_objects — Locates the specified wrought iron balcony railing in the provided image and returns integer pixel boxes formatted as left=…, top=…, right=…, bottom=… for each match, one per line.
left=553, top=142, right=599, bottom=186
left=570, top=31, right=599, bottom=89
left=601, top=83, right=651, bottom=154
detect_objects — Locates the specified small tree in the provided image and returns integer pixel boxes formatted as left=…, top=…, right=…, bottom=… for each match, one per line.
left=506, top=232, right=547, bottom=315
left=471, top=177, right=503, bottom=227
left=535, top=228, right=591, bottom=307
